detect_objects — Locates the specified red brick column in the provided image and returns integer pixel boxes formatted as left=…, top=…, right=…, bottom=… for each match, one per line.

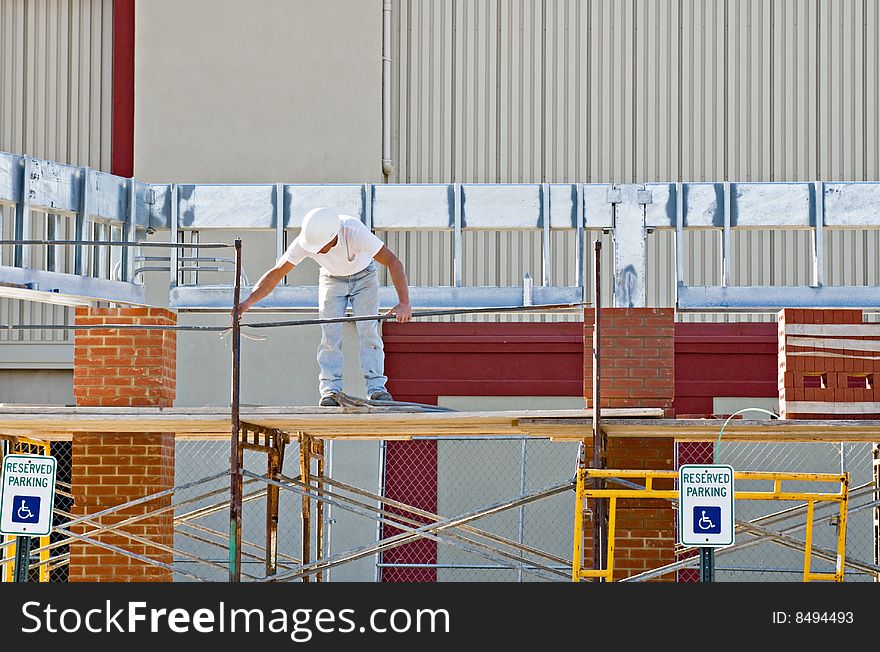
left=582, top=308, right=676, bottom=580
left=69, top=307, right=177, bottom=582
left=778, top=309, right=880, bottom=419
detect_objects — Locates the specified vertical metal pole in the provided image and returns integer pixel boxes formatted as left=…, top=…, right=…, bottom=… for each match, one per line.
left=873, top=444, right=879, bottom=580
left=516, top=437, right=527, bottom=582
left=804, top=500, right=815, bottom=582
left=228, top=238, right=243, bottom=582
left=592, top=240, right=606, bottom=577
left=375, top=439, right=387, bottom=582
left=316, top=439, right=325, bottom=582
left=699, top=548, right=715, bottom=583
left=265, top=448, right=280, bottom=578
left=300, top=432, right=312, bottom=583
left=13, top=536, right=30, bottom=582
left=835, top=473, right=849, bottom=582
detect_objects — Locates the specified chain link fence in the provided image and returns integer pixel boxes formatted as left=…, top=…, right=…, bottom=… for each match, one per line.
left=171, top=437, right=878, bottom=583
left=10, top=435, right=872, bottom=582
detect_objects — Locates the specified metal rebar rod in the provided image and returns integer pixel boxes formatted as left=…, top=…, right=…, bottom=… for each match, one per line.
left=229, top=238, right=243, bottom=582
left=296, top=474, right=569, bottom=580
left=244, top=302, right=586, bottom=329
left=0, top=303, right=586, bottom=333
left=316, top=473, right=571, bottom=568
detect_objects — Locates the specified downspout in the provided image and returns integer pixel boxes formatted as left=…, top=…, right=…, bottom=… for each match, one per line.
left=382, top=0, right=394, bottom=179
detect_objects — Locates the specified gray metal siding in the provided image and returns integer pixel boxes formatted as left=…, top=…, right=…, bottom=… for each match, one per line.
left=0, top=0, right=113, bottom=340
left=390, top=0, right=880, bottom=322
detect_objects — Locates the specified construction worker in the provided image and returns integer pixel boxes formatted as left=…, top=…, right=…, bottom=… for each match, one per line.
left=237, top=207, right=412, bottom=406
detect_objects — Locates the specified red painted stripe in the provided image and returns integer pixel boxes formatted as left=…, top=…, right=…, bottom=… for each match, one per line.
left=111, top=0, right=135, bottom=177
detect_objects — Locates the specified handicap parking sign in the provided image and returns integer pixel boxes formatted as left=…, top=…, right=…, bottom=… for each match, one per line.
left=11, top=495, right=40, bottom=525
left=693, top=506, right=721, bottom=534
left=678, top=464, right=734, bottom=547
left=1, top=454, right=57, bottom=536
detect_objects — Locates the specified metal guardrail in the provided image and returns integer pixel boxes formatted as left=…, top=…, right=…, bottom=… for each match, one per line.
left=3, top=150, right=880, bottom=311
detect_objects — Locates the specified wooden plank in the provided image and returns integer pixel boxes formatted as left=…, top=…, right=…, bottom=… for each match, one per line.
left=0, top=407, right=660, bottom=439
left=2, top=408, right=874, bottom=442
left=521, top=418, right=880, bottom=442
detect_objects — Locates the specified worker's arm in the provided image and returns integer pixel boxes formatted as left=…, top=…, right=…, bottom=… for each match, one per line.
left=373, top=245, right=412, bottom=323
left=236, top=260, right=295, bottom=314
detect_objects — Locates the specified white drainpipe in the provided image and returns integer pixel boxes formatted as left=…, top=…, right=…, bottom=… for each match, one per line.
left=382, top=0, right=394, bottom=178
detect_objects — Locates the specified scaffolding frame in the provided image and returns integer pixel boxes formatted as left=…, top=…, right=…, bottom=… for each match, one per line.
left=572, top=468, right=851, bottom=582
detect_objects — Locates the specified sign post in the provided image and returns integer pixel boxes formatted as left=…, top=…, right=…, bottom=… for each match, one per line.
left=0, top=454, right=57, bottom=582
left=678, top=464, right=734, bottom=583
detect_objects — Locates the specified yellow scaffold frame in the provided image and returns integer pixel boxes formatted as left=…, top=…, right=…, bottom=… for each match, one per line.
left=2, top=437, right=52, bottom=582
left=572, top=469, right=850, bottom=583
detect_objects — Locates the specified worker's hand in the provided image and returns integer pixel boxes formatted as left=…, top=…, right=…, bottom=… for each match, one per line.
left=386, top=302, right=412, bottom=323
left=232, top=300, right=250, bottom=318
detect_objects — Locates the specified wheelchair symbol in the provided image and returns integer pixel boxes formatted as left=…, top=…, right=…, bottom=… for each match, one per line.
left=10, top=495, right=40, bottom=524
left=697, top=511, right=714, bottom=530
left=692, top=505, right=721, bottom=534
left=17, top=500, right=34, bottom=521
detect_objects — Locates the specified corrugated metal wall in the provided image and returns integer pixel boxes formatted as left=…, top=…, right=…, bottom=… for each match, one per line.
left=389, top=0, right=880, bottom=321
left=0, top=0, right=113, bottom=340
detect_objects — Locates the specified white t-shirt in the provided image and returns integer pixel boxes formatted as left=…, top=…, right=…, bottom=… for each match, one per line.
left=278, top=216, right=384, bottom=276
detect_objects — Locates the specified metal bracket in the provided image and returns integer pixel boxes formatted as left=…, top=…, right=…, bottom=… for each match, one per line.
left=606, top=186, right=622, bottom=204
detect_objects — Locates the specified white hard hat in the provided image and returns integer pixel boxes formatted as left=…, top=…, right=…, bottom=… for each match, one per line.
left=300, top=207, right=341, bottom=253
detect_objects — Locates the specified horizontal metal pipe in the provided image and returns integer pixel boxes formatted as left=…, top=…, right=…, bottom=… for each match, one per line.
left=0, top=302, right=586, bottom=332
left=0, top=239, right=233, bottom=248
left=377, top=563, right=570, bottom=570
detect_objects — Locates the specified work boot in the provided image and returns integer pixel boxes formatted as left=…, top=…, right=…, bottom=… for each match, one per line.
left=369, top=390, right=393, bottom=402
left=319, top=393, right=340, bottom=407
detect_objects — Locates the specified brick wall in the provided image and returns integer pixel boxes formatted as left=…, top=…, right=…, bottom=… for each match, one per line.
left=73, top=308, right=176, bottom=408
left=584, top=308, right=675, bottom=416
left=778, top=309, right=880, bottom=419
left=70, top=307, right=177, bottom=582
left=581, top=308, right=676, bottom=581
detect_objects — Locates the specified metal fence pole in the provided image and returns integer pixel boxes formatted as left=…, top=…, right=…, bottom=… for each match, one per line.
left=228, top=238, right=243, bottom=581
left=592, top=240, right=607, bottom=577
